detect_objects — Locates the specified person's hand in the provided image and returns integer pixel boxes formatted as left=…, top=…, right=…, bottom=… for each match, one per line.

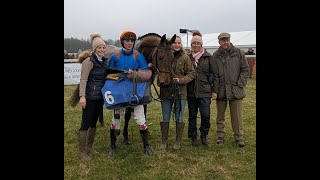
left=172, top=78, right=180, bottom=83
left=212, top=93, right=217, bottom=100
left=147, top=63, right=153, bottom=67
left=80, top=96, right=86, bottom=109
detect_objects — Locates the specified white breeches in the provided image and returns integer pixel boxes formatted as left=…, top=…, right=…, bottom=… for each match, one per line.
left=111, top=105, right=146, bottom=129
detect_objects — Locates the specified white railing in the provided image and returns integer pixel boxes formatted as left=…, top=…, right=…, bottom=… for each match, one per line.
left=245, top=55, right=256, bottom=58
left=64, top=60, right=81, bottom=85
left=64, top=59, right=78, bottom=63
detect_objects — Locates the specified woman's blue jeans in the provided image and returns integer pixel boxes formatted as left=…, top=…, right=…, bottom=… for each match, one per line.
left=161, top=99, right=186, bottom=123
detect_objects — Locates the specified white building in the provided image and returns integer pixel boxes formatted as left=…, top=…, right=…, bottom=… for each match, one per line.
left=181, top=30, right=256, bottom=54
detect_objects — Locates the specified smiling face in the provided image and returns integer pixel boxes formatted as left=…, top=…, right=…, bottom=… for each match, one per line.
left=218, top=37, right=231, bottom=50
left=95, top=45, right=106, bottom=57
left=171, top=36, right=182, bottom=52
left=191, top=41, right=202, bottom=53
left=123, top=39, right=135, bottom=50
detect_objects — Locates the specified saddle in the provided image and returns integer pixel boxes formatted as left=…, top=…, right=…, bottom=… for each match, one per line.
left=105, top=68, right=152, bottom=83
left=125, top=69, right=152, bottom=83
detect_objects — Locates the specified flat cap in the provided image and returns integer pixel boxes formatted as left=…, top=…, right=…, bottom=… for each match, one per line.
left=218, top=32, right=231, bottom=40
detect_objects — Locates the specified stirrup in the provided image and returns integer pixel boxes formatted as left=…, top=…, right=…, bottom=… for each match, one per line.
left=129, top=94, right=139, bottom=105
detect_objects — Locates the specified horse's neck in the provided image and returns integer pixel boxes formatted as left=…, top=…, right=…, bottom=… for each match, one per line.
left=150, top=48, right=158, bottom=63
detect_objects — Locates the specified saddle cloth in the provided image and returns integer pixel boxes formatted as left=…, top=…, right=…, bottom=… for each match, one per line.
left=101, top=78, right=151, bottom=109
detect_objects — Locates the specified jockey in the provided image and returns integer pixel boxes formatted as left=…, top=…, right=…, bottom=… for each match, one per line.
left=107, top=29, right=153, bottom=157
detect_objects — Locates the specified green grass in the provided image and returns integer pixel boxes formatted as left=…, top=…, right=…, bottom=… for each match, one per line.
left=64, top=79, right=256, bottom=180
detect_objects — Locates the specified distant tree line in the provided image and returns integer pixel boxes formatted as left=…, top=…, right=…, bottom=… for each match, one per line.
left=64, top=37, right=121, bottom=53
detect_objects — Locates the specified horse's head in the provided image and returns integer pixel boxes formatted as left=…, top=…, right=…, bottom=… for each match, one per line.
left=153, top=34, right=176, bottom=87
left=136, top=33, right=176, bottom=87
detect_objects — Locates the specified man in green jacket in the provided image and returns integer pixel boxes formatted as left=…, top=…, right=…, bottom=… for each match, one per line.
left=212, top=32, right=249, bottom=147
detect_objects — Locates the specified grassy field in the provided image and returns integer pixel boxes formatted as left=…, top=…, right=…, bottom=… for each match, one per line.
left=64, top=78, right=256, bottom=180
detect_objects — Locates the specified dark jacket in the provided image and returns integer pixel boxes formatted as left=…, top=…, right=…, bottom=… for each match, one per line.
left=187, top=50, right=214, bottom=98
left=160, top=50, right=195, bottom=100
left=212, top=44, right=249, bottom=100
left=85, top=54, right=108, bottom=100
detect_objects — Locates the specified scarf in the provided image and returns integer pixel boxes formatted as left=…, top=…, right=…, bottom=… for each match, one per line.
left=192, top=48, right=204, bottom=66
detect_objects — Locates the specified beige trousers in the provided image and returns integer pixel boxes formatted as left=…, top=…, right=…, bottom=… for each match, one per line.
left=216, top=100, right=243, bottom=141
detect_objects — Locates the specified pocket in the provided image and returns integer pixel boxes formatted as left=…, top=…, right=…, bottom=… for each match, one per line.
left=199, top=79, right=211, bottom=94
left=232, top=85, right=245, bottom=99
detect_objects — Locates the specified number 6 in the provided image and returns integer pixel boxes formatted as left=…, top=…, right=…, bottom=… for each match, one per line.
left=104, top=91, right=114, bottom=104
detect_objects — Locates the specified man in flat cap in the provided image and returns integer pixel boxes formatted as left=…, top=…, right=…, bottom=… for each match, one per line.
left=211, top=32, right=249, bottom=148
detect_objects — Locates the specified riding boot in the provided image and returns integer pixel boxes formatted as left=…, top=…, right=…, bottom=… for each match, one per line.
left=86, top=128, right=99, bottom=157
left=123, top=132, right=130, bottom=145
left=108, top=129, right=117, bottom=157
left=140, top=129, right=153, bottom=156
left=173, top=122, right=184, bottom=150
left=159, top=122, right=169, bottom=149
left=78, top=130, right=91, bottom=161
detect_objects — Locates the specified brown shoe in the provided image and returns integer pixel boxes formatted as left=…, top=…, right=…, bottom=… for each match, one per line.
left=236, top=139, right=245, bottom=148
left=216, top=137, right=224, bottom=145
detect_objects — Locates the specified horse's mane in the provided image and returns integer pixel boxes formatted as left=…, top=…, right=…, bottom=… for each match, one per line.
left=138, top=33, right=161, bottom=40
left=135, top=33, right=162, bottom=64
left=138, top=33, right=161, bottom=50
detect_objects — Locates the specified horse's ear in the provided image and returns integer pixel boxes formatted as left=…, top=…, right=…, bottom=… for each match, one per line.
left=160, top=34, right=167, bottom=44
left=170, top=34, right=176, bottom=44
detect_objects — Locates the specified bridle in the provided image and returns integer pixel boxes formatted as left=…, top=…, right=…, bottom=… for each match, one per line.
left=150, top=46, right=178, bottom=102
left=153, top=46, right=172, bottom=74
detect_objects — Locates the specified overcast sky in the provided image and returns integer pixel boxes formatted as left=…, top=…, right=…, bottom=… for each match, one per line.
left=64, top=0, right=256, bottom=41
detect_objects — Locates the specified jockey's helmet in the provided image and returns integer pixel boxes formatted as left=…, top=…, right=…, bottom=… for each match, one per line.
left=120, top=30, right=137, bottom=42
